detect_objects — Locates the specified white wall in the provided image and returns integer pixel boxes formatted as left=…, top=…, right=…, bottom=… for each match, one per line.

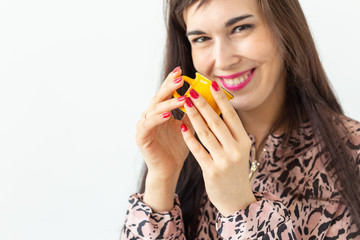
left=0, top=1, right=358, bottom=240
left=300, top=0, right=360, bottom=120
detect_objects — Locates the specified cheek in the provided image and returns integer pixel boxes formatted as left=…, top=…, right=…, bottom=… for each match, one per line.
left=192, top=49, right=212, bottom=72
left=239, top=37, right=275, bottom=63
left=239, top=27, right=278, bottom=63
left=240, top=34, right=283, bottom=83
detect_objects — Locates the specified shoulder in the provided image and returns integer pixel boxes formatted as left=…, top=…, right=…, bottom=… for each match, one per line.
left=340, top=116, right=360, bottom=137
left=337, top=116, right=360, bottom=147
left=337, top=116, right=360, bottom=169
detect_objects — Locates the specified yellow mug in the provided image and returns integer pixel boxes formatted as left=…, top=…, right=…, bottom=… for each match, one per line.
left=173, top=72, right=234, bottom=115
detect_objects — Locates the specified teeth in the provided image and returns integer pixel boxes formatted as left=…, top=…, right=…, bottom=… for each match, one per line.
left=224, top=71, right=251, bottom=86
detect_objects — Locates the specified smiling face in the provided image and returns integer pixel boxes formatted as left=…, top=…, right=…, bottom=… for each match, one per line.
left=184, top=0, right=286, bottom=114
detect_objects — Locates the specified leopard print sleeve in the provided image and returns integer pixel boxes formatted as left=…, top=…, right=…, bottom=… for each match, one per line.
left=121, top=193, right=185, bottom=240
left=215, top=192, right=296, bottom=239
left=321, top=118, right=360, bottom=238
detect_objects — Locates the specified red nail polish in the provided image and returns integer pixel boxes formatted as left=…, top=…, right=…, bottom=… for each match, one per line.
left=162, top=112, right=171, bottom=119
left=180, top=124, right=188, bottom=132
left=185, top=97, right=193, bottom=108
left=172, top=66, right=180, bottom=73
left=211, top=81, right=220, bottom=91
left=177, top=96, right=186, bottom=101
left=189, top=89, right=199, bottom=99
left=174, top=76, right=182, bottom=84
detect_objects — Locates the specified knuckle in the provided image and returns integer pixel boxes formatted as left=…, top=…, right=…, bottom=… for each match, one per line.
left=151, top=104, right=160, bottom=114
left=232, top=149, right=243, bottom=162
left=192, top=144, right=203, bottom=155
left=207, top=167, right=219, bottom=180
left=196, top=98, right=208, bottom=109
left=218, top=162, right=231, bottom=172
left=209, top=117, right=223, bottom=130
left=197, top=129, right=213, bottom=140
left=222, top=107, right=237, bottom=118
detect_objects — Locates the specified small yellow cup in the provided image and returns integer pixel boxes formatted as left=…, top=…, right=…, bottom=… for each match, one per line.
left=173, top=72, right=234, bottom=115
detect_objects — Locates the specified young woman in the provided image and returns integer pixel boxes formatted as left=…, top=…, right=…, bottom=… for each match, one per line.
left=121, top=0, right=360, bottom=239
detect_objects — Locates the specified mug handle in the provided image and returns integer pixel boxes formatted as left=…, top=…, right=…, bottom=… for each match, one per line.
left=173, top=75, right=195, bottom=98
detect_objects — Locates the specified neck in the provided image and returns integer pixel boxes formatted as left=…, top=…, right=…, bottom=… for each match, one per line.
left=236, top=79, right=286, bottom=151
left=238, top=107, right=282, bottom=148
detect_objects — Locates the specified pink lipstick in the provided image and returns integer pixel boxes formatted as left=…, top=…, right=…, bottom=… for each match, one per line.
left=219, top=68, right=255, bottom=91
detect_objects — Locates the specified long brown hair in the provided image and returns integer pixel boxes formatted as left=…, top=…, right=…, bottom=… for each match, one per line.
left=140, top=0, right=360, bottom=238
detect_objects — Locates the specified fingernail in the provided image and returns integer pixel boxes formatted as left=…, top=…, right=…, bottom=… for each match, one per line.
left=185, top=97, right=193, bottom=108
left=177, top=96, right=186, bottom=101
left=189, top=89, right=199, bottom=99
left=180, top=124, right=188, bottom=132
left=172, top=66, right=180, bottom=73
left=211, top=81, right=220, bottom=91
left=174, top=76, right=182, bottom=84
left=162, top=112, right=171, bottom=119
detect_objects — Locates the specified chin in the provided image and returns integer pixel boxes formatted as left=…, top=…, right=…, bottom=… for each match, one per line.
left=229, top=98, right=255, bottom=112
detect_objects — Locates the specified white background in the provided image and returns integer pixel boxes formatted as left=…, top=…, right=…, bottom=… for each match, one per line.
left=0, top=1, right=359, bottom=239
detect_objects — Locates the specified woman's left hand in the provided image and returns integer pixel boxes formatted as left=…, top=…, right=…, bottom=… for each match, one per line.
left=181, top=82, right=257, bottom=217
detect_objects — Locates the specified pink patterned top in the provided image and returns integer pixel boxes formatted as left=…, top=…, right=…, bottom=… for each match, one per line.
left=121, top=118, right=360, bottom=239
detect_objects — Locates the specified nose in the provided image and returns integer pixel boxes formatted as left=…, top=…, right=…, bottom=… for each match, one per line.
left=213, top=38, right=240, bottom=70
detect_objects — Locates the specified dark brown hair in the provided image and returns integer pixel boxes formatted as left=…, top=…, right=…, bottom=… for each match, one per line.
left=140, top=0, right=360, bottom=238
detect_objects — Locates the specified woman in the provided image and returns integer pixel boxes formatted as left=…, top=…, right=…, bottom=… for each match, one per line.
left=121, top=0, right=360, bottom=239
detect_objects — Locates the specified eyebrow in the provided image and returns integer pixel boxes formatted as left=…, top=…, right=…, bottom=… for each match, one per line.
left=186, top=30, right=206, bottom=37
left=225, top=14, right=254, bottom=27
left=186, top=14, right=254, bottom=36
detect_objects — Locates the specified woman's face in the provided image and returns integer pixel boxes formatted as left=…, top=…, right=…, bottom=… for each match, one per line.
left=184, top=0, right=285, bottom=113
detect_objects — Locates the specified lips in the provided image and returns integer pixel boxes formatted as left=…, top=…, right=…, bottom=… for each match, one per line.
left=218, top=68, right=255, bottom=91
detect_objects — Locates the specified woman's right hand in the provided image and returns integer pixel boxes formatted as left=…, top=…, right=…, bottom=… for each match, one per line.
left=136, top=67, right=189, bottom=211
left=136, top=67, right=189, bottom=185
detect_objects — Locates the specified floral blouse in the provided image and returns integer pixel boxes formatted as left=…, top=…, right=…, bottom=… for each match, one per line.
left=121, top=118, right=360, bottom=239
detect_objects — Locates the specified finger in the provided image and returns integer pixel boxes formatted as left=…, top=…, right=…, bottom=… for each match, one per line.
left=136, top=111, right=174, bottom=145
left=148, top=95, right=187, bottom=117
left=210, top=81, right=247, bottom=142
left=183, top=97, right=222, bottom=157
left=187, top=88, right=235, bottom=147
left=180, top=114, right=194, bottom=133
left=150, top=66, right=184, bottom=105
left=180, top=123, right=213, bottom=172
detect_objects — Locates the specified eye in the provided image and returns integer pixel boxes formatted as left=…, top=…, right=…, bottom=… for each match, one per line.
left=232, top=24, right=254, bottom=34
left=191, top=36, right=210, bottom=44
